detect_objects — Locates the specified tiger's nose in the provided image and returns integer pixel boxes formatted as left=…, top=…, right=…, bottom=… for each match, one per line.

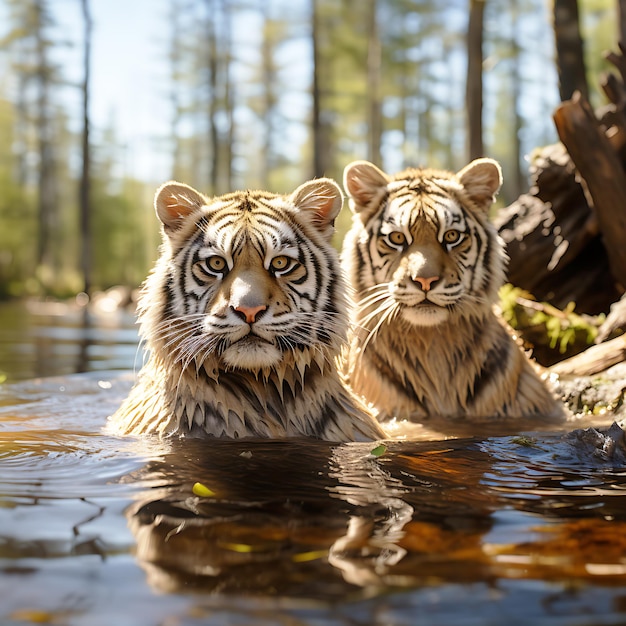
left=413, top=275, right=439, bottom=292
left=233, top=304, right=267, bottom=324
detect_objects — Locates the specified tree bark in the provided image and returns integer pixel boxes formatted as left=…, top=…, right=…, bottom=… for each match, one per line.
left=206, top=0, right=219, bottom=194
left=466, top=0, right=484, bottom=160
left=619, top=0, right=626, bottom=50
left=79, top=0, right=92, bottom=296
left=221, top=0, right=234, bottom=191
left=495, top=142, right=621, bottom=315
left=311, top=0, right=324, bottom=178
left=34, top=0, right=57, bottom=281
left=553, top=0, right=589, bottom=102
left=553, top=93, right=626, bottom=288
left=367, top=0, right=382, bottom=164
left=260, top=2, right=276, bottom=189
left=510, top=0, right=524, bottom=197
left=169, top=0, right=184, bottom=182
left=551, top=334, right=626, bottom=376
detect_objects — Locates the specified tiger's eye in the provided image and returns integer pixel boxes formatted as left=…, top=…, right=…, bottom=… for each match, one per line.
left=443, top=230, right=462, bottom=245
left=388, top=231, right=406, bottom=246
left=270, top=255, right=291, bottom=271
left=207, top=256, right=227, bottom=272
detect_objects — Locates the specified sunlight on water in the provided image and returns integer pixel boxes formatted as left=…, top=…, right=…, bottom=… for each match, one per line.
left=0, top=300, right=140, bottom=382
left=1, top=303, right=626, bottom=625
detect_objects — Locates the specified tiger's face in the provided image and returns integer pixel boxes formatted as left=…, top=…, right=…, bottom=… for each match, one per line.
left=342, top=159, right=506, bottom=329
left=145, top=178, right=346, bottom=373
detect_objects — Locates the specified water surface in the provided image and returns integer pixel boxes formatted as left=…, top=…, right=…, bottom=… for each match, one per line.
left=1, top=301, right=626, bottom=625
left=0, top=299, right=139, bottom=382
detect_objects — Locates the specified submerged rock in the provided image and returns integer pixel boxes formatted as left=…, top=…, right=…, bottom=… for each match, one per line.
left=564, top=421, right=626, bottom=464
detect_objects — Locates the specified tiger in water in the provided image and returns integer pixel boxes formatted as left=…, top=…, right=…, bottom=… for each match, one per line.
left=109, top=178, right=386, bottom=442
left=340, top=158, right=566, bottom=425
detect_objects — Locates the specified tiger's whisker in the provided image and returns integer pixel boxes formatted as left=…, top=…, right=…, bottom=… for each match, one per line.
left=360, top=302, right=398, bottom=354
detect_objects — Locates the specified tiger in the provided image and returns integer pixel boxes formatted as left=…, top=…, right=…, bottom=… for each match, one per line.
left=108, top=178, right=386, bottom=442
left=340, top=158, right=567, bottom=425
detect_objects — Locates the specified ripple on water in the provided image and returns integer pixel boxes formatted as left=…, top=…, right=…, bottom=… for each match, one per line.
left=2, top=373, right=626, bottom=625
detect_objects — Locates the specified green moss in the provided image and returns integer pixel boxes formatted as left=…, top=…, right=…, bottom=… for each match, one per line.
left=510, top=436, right=540, bottom=448
left=498, top=284, right=604, bottom=356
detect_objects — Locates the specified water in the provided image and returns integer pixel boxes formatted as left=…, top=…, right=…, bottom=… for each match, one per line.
left=0, top=299, right=140, bottom=383
left=1, top=300, right=626, bottom=625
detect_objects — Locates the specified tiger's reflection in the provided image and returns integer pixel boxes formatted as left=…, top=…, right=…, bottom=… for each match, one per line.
left=124, top=438, right=495, bottom=595
left=326, top=444, right=415, bottom=586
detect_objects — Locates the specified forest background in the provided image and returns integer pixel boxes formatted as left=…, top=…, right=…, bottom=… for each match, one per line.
left=0, top=0, right=617, bottom=299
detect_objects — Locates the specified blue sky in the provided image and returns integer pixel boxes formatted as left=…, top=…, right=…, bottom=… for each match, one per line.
left=14, top=0, right=173, bottom=183
left=43, top=0, right=306, bottom=186
left=0, top=0, right=570, bottom=189
left=0, top=0, right=314, bottom=188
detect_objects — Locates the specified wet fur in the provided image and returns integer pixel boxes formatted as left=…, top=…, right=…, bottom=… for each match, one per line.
left=109, top=179, right=386, bottom=442
left=340, top=159, right=566, bottom=423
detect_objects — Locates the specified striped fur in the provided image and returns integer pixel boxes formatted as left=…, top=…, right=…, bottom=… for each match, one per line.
left=109, top=179, right=386, bottom=442
left=341, top=159, right=566, bottom=422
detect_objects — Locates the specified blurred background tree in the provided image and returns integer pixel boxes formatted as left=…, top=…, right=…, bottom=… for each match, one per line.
left=0, top=0, right=617, bottom=298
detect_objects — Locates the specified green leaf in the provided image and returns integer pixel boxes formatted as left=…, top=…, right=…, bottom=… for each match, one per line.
left=370, top=444, right=387, bottom=458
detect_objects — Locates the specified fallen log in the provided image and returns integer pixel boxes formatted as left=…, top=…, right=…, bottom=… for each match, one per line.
left=551, top=334, right=626, bottom=377
left=553, top=92, right=626, bottom=288
left=495, top=144, right=621, bottom=315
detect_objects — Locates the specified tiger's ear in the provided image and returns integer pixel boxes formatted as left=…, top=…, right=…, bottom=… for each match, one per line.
left=343, top=160, right=390, bottom=213
left=456, top=158, right=502, bottom=211
left=154, top=181, right=206, bottom=234
left=290, top=178, right=343, bottom=241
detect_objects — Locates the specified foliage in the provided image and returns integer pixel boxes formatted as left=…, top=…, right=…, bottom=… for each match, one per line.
left=499, top=284, right=603, bottom=360
left=580, top=0, right=617, bottom=108
left=0, top=0, right=619, bottom=297
left=0, top=98, right=38, bottom=297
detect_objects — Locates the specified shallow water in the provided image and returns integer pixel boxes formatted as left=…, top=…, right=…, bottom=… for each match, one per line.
left=1, top=302, right=626, bottom=625
left=0, top=299, right=139, bottom=382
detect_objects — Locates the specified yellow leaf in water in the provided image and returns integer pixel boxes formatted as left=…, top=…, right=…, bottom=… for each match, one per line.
left=219, top=542, right=255, bottom=553
left=192, top=482, right=216, bottom=497
left=291, top=549, right=328, bottom=563
left=10, top=609, right=54, bottom=623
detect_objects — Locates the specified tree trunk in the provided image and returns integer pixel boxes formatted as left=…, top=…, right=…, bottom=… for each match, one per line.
left=551, top=334, right=626, bottom=376
left=222, top=0, right=234, bottom=191
left=366, top=0, right=382, bottom=164
left=619, top=0, right=626, bottom=50
left=79, top=0, right=92, bottom=296
left=553, top=93, right=626, bottom=288
left=466, top=0, right=484, bottom=160
left=260, top=3, right=276, bottom=189
left=14, top=68, right=29, bottom=188
left=553, top=0, right=589, bottom=101
left=168, top=0, right=184, bottom=182
left=206, top=0, right=219, bottom=194
left=510, top=0, right=525, bottom=197
left=495, top=142, right=621, bottom=315
left=311, top=0, right=324, bottom=178
left=497, top=41, right=626, bottom=317
left=34, top=0, right=57, bottom=286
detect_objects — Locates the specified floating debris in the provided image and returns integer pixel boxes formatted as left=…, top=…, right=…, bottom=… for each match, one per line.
left=291, top=550, right=328, bottom=563
left=370, top=444, right=387, bottom=458
left=192, top=482, right=216, bottom=497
